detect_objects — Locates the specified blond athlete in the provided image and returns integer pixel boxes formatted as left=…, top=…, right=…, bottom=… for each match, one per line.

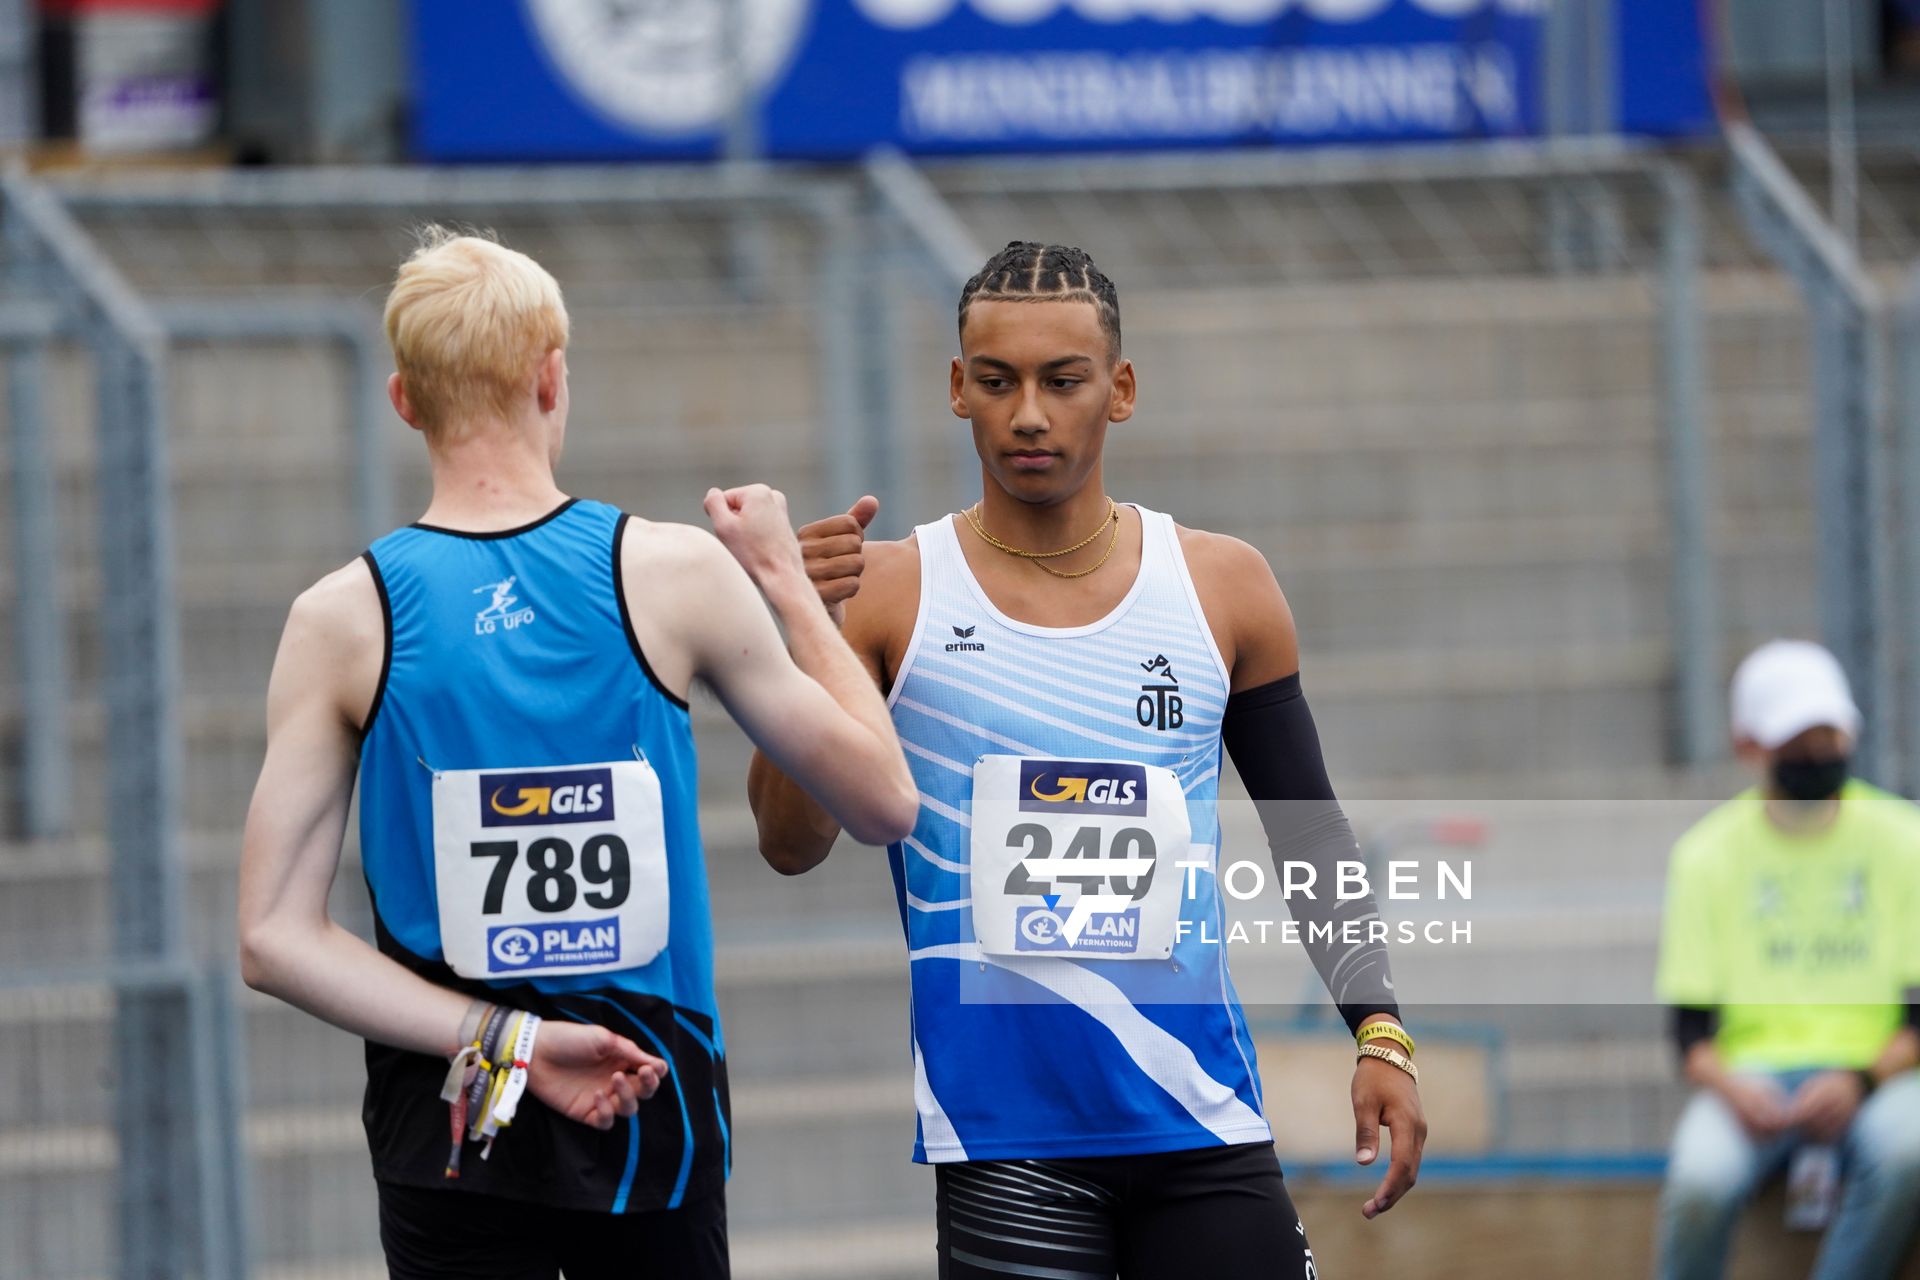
left=238, top=231, right=916, bottom=1279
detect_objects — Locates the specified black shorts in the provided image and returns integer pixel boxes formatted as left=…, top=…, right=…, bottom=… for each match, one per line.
left=376, top=1179, right=728, bottom=1280
left=935, top=1142, right=1316, bottom=1280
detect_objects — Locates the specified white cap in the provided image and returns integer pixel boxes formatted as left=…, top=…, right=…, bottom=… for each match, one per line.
left=1729, top=639, right=1862, bottom=749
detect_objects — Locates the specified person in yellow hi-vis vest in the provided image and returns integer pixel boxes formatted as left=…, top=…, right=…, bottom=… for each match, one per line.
left=1655, top=640, right=1920, bottom=1280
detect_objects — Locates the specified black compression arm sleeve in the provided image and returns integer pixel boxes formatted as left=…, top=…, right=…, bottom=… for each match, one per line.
left=1222, top=673, right=1400, bottom=1035
left=1672, top=1006, right=1719, bottom=1059
left=1907, top=990, right=1920, bottom=1032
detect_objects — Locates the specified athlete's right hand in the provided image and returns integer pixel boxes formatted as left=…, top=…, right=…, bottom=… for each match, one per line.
left=705, top=484, right=807, bottom=591
left=527, top=1021, right=668, bottom=1132
left=796, top=494, right=880, bottom=626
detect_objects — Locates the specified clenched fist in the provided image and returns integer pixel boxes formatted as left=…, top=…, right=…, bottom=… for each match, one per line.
left=704, top=484, right=807, bottom=591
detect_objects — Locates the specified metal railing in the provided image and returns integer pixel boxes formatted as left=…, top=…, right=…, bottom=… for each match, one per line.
left=1894, top=267, right=1920, bottom=801
left=1729, top=122, right=1896, bottom=786
left=0, top=163, right=221, bottom=1280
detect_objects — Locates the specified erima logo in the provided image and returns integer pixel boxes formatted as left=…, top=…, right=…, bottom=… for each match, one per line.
left=480, top=767, right=615, bottom=827
left=1018, top=759, right=1148, bottom=816
left=945, top=623, right=985, bottom=653
left=487, top=919, right=621, bottom=973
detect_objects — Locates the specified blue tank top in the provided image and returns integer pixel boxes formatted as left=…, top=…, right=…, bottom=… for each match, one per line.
left=888, top=504, right=1271, bottom=1163
left=356, top=498, right=727, bottom=1213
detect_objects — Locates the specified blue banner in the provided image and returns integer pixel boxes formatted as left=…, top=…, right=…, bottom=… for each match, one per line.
left=411, top=0, right=1703, bottom=161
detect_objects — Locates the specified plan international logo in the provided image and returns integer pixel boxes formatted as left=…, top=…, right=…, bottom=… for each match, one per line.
left=487, top=920, right=622, bottom=973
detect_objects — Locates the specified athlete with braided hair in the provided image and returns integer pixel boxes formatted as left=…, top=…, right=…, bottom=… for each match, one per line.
left=748, top=242, right=1425, bottom=1276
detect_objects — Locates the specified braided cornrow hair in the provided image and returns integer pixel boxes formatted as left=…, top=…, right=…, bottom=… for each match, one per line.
left=958, top=241, right=1123, bottom=359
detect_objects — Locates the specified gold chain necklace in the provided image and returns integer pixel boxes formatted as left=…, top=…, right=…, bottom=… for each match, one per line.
left=963, top=498, right=1121, bottom=580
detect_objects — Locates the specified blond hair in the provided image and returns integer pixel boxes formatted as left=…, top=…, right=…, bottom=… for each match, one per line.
left=383, top=227, right=571, bottom=438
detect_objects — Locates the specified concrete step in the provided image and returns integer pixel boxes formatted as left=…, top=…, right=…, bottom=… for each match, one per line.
left=0, top=617, right=1772, bottom=838
left=0, top=388, right=1819, bottom=605
left=0, top=1028, right=1695, bottom=1274
left=0, top=1079, right=932, bottom=1272
left=0, top=519, right=1818, bottom=721
left=2, top=482, right=1819, bottom=673
left=0, top=655, right=1700, bottom=841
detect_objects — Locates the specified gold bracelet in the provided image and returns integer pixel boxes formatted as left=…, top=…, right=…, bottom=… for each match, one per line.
left=1357, top=1021, right=1416, bottom=1059
left=1358, top=1043, right=1419, bottom=1083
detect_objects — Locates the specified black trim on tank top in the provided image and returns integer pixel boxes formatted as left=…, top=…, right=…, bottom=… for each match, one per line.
left=358, top=550, right=395, bottom=740
left=612, top=512, right=692, bottom=712
left=410, top=497, right=578, bottom=540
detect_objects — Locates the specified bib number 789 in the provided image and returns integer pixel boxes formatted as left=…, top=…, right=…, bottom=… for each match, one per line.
left=470, top=835, right=632, bottom=915
left=1002, top=823, right=1157, bottom=900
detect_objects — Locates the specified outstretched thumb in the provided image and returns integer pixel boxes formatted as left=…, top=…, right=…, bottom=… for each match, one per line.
left=848, top=494, right=881, bottom=530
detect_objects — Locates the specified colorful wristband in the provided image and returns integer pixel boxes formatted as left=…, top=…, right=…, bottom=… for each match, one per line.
left=1357, top=1020, right=1416, bottom=1058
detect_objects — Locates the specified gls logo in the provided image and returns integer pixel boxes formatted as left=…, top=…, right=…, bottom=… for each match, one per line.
left=480, top=767, right=615, bottom=827
left=854, top=0, right=1546, bottom=29
left=1018, top=759, right=1148, bottom=816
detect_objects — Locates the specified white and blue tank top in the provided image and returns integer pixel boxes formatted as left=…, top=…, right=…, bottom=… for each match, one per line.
left=887, top=503, right=1271, bottom=1163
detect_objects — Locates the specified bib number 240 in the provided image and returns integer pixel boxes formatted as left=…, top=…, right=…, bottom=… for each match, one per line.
left=1003, top=824, right=1156, bottom=899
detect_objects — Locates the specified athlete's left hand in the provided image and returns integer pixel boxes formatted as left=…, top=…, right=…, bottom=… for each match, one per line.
left=1352, top=1056, right=1425, bottom=1219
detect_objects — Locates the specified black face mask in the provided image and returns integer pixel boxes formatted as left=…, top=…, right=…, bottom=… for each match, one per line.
left=1772, top=755, right=1850, bottom=802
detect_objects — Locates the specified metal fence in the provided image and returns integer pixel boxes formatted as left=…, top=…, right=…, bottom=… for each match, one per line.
left=1, top=138, right=1913, bottom=1278
left=1899, top=269, right=1920, bottom=801
left=1726, top=123, right=1920, bottom=798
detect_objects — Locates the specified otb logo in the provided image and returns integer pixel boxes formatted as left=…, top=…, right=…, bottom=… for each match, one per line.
left=480, top=767, right=615, bottom=827
left=1137, top=652, right=1183, bottom=731
left=945, top=623, right=985, bottom=653
left=1018, top=759, right=1148, bottom=816
left=486, top=920, right=622, bottom=973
